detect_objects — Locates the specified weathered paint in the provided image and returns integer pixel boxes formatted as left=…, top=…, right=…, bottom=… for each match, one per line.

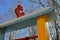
left=37, top=14, right=49, bottom=40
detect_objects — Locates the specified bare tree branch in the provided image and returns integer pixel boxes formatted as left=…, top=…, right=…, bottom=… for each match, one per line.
left=28, top=0, right=39, bottom=4
left=54, top=20, right=59, bottom=40
left=28, top=0, right=45, bottom=8
left=52, top=0, right=60, bottom=8
left=39, top=0, right=45, bottom=8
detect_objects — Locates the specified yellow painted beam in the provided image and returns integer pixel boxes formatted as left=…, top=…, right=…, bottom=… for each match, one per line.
left=37, top=14, right=49, bottom=40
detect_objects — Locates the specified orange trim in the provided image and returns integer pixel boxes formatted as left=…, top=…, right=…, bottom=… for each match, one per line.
left=37, top=14, right=49, bottom=40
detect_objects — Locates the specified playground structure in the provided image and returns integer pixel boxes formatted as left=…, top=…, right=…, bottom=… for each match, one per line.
left=0, top=6, right=57, bottom=40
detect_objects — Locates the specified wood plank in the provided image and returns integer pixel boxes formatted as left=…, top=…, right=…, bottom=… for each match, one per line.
left=37, top=14, right=49, bottom=40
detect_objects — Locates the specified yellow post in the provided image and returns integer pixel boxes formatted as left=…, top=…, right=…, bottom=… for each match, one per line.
left=37, top=14, right=49, bottom=40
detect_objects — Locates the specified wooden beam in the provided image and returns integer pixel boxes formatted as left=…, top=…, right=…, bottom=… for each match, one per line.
left=37, top=14, right=49, bottom=40
left=14, top=35, right=38, bottom=40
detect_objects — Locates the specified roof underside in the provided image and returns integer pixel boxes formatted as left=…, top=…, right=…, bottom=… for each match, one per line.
left=0, top=6, right=54, bottom=28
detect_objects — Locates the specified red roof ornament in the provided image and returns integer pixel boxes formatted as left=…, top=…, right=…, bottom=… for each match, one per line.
left=15, top=4, right=25, bottom=18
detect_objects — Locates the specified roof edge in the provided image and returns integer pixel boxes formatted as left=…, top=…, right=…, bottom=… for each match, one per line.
left=0, top=6, right=54, bottom=28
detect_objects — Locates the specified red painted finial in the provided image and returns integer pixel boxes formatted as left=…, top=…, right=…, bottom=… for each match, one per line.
left=15, top=4, right=25, bottom=18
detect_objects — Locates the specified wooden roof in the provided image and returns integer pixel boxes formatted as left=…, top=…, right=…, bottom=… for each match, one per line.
left=0, top=6, right=54, bottom=28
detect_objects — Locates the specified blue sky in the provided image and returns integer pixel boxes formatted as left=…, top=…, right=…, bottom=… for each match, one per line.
left=0, top=0, right=47, bottom=23
left=0, top=0, right=36, bottom=23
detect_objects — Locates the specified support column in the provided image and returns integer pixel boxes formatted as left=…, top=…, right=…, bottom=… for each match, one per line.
left=0, top=33, right=4, bottom=40
left=37, top=14, right=49, bottom=40
left=0, top=28, right=5, bottom=40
